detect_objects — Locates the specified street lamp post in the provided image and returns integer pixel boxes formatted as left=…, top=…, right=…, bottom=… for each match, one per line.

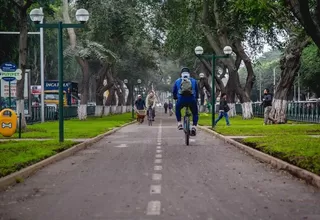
left=194, top=46, right=232, bottom=129
left=30, top=8, right=90, bottom=142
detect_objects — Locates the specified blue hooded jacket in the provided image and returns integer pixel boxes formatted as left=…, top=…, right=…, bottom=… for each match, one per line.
left=172, top=77, right=198, bottom=101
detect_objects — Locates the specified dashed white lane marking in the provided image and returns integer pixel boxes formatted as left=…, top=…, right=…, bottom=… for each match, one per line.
left=152, top=173, right=162, bottom=181
left=154, top=165, right=162, bottom=171
left=147, top=201, right=161, bottom=215
left=114, top=144, right=128, bottom=148
left=190, top=139, right=196, bottom=142
left=147, top=120, right=162, bottom=217
left=150, top=185, right=161, bottom=194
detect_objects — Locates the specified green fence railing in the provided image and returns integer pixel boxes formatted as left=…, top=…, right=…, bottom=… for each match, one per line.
left=239, top=101, right=320, bottom=123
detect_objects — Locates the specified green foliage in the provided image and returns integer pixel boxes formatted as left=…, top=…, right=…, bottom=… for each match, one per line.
left=299, top=43, right=320, bottom=96
left=0, top=140, right=75, bottom=177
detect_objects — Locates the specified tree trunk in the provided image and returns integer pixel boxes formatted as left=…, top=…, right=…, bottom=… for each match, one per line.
left=225, top=74, right=237, bottom=117
left=105, top=87, right=115, bottom=106
left=270, top=35, right=310, bottom=123
left=116, top=82, right=125, bottom=106
left=126, top=84, right=133, bottom=106
left=15, top=0, right=33, bottom=130
left=78, top=59, right=89, bottom=120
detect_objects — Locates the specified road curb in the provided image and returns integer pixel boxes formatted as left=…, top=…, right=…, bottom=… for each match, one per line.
left=0, top=120, right=136, bottom=192
left=199, top=126, right=320, bottom=188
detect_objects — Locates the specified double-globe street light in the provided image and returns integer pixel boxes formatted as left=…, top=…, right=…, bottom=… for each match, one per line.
left=194, top=45, right=233, bottom=129
left=124, top=78, right=141, bottom=119
left=29, top=8, right=90, bottom=142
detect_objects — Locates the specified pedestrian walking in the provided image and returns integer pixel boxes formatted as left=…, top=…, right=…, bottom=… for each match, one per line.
left=214, top=93, right=230, bottom=126
left=261, top=88, right=277, bottom=125
left=164, top=102, right=168, bottom=114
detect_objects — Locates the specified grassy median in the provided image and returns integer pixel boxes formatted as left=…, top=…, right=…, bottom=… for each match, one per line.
left=198, top=113, right=320, bottom=175
left=1, top=113, right=133, bottom=139
left=198, top=113, right=320, bottom=136
left=0, top=140, right=76, bottom=178
left=243, top=136, right=320, bottom=175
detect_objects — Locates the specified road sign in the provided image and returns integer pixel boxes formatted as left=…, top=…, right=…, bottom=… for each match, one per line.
left=0, top=62, right=22, bottom=82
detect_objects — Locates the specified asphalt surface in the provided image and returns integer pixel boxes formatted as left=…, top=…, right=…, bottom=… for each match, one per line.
left=0, top=111, right=320, bottom=220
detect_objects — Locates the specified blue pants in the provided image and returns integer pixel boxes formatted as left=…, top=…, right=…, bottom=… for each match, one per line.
left=175, top=98, right=198, bottom=126
left=215, top=111, right=230, bottom=125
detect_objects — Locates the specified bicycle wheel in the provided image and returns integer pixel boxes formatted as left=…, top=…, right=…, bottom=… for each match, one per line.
left=184, top=116, right=190, bottom=145
left=148, top=109, right=152, bottom=126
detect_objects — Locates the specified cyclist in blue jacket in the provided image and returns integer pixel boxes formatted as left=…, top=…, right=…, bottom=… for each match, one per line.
left=172, top=67, right=199, bottom=136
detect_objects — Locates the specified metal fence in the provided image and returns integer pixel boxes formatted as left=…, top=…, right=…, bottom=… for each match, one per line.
left=23, top=105, right=128, bottom=124
left=243, top=101, right=320, bottom=123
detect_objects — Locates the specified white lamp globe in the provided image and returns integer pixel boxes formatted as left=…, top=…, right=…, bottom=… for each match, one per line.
left=137, top=79, right=141, bottom=84
left=199, top=73, right=205, bottom=78
left=194, top=46, right=204, bottom=55
left=30, top=8, right=44, bottom=23
left=124, top=79, right=128, bottom=84
left=76, top=9, right=90, bottom=23
left=223, top=46, right=233, bottom=55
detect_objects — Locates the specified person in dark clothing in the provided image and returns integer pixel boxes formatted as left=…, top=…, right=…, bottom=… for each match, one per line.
left=134, top=95, right=146, bottom=122
left=164, top=102, right=168, bottom=113
left=261, top=88, right=277, bottom=125
left=135, top=95, right=145, bottom=110
left=168, top=101, right=173, bottom=116
left=214, top=93, right=230, bottom=126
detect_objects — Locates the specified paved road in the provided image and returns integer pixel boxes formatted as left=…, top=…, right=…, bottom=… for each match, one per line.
left=0, top=112, right=319, bottom=220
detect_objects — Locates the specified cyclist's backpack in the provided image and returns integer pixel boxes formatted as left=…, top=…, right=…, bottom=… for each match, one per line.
left=179, top=78, right=193, bottom=96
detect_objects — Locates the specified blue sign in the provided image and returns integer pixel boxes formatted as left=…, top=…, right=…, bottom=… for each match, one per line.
left=44, top=81, right=71, bottom=92
left=0, top=62, right=18, bottom=82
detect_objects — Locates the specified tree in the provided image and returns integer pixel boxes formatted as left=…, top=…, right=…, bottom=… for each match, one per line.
left=285, top=0, right=320, bottom=50
left=299, top=43, right=320, bottom=97
left=13, top=0, right=39, bottom=129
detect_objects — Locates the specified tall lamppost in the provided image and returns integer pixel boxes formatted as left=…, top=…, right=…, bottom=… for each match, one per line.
left=30, top=8, right=90, bottom=142
left=124, top=78, right=141, bottom=119
left=194, top=46, right=232, bottom=129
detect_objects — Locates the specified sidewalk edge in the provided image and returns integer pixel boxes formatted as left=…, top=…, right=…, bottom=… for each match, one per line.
left=0, top=120, right=136, bottom=192
left=198, top=126, right=320, bottom=188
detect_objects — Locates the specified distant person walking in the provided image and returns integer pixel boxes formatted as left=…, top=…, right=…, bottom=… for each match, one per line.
left=214, top=93, right=230, bottom=126
left=168, top=101, right=173, bottom=116
left=164, top=102, right=168, bottom=114
left=261, top=88, right=277, bottom=125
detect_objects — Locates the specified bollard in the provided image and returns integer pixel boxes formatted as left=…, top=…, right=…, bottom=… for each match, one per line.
left=19, top=113, right=22, bottom=138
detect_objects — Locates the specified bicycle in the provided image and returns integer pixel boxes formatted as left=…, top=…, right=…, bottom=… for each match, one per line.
left=147, top=106, right=153, bottom=126
left=183, top=107, right=191, bottom=145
